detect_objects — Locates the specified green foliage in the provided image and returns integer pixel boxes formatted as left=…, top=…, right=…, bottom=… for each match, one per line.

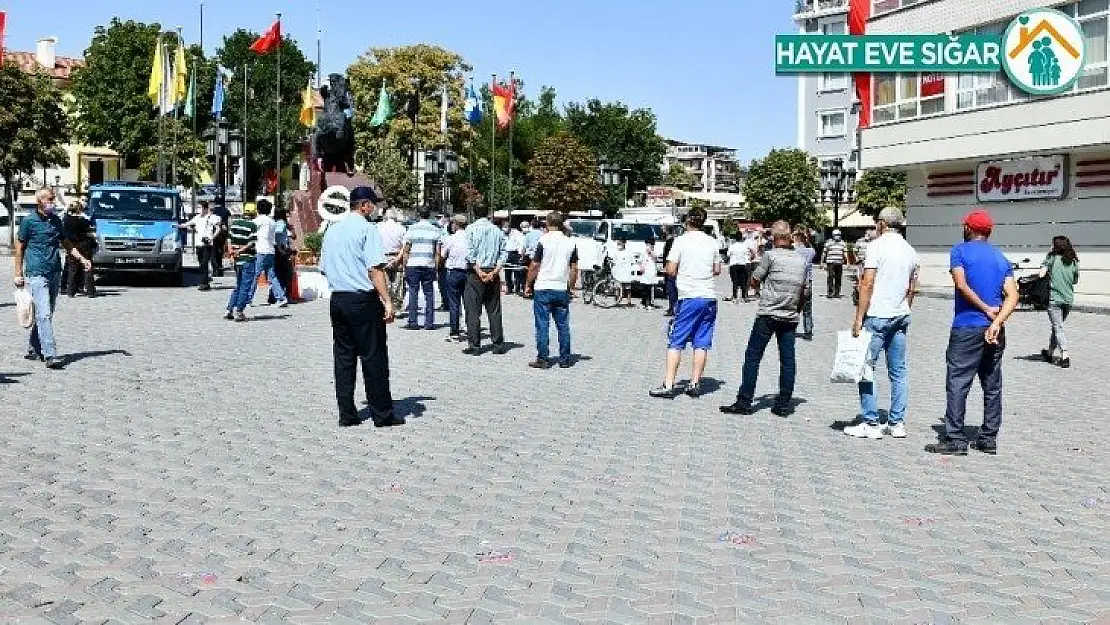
left=526, top=132, right=602, bottom=213
left=564, top=99, right=666, bottom=211
left=664, top=162, right=696, bottom=189
left=357, top=138, right=419, bottom=209
left=71, top=19, right=214, bottom=166
left=137, top=118, right=207, bottom=186
left=853, top=169, right=907, bottom=218
left=743, top=148, right=821, bottom=227
left=0, top=64, right=70, bottom=179
left=217, top=29, right=315, bottom=198
left=303, top=231, right=324, bottom=253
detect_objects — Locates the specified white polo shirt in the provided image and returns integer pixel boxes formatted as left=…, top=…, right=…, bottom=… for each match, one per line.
left=864, top=231, right=918, bottom=318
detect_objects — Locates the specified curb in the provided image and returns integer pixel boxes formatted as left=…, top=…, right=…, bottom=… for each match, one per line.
left=916, top=289, right=1110, bottom=315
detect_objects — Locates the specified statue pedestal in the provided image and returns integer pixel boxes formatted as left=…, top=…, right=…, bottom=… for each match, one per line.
left=290, top=171, right=381, bottom=246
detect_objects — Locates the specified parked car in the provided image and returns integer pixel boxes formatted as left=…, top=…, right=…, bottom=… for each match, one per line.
left=0, top=201, right=34, bottom=248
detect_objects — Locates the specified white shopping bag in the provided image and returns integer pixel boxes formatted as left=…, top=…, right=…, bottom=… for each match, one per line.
left=14, top=287, right=34, bottom=329
left=830, top=330, right=873, bottom=384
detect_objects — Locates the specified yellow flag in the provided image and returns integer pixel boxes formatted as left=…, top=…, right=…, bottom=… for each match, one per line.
left=172, top=39, right=188, bottom=106
left=147, top=35, right=164, bottom=108
left=299, top=81, right=316, bottom=127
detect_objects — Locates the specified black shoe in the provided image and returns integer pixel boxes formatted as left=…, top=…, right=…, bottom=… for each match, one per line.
left=372, top=414, right=405, bottom=428
left=719, top=402, right=755, bottom=415
left=970, top=439, right=997, bottom=455
left=338, top=416, right=362, bottom=427
left=771, top=406, right=793, bottom=418
left=558, top=360, right=572, bottom=369
left=924, top=440, right=969, bottom=456
left=685, top=383, right=702, bottom=398
left=45, top=357, right=63, bottom=370
left=1059, top=357, right=1071, bottom=369
left=491, top=344, right=510, bottom=355
left=528, top=359, right=552, bottom=369
left=463, top=347, right=481, bottom=356
left=1041, top=349, right=1054, bottom=363
left=24, top=350, right=44, bottom=362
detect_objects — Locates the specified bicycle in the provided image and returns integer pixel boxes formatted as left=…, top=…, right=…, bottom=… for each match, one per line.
left=590, top=261, right=625, bottom=309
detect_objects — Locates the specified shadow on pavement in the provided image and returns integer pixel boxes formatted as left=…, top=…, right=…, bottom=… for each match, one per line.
left=1012, top=354, right=1053, bottom=363
left=246, top=314, right=291, bottom=322
left=0, top=372, right=31, bottom=384
left=395, top=396, right=435, bottom=419
left=829, top=408, right=886, bottom=431
left=62, top=349, right=132, bottom=367
left=931, top=423, right=979, bottom=441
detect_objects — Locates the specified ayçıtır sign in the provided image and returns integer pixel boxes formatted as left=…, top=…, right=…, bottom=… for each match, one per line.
left=977, top=156, right=1066, bottom=202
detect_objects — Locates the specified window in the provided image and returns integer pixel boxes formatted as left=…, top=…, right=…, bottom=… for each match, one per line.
left=955, top=21, right=1025, bottom=110
left=1074, top=0, right=1110, bottom=90
left=821, top=20, right=845, bottom=35
left=818, top=111, right=846, bottom=137
left=872, top=0, right=923, bottom=16
left=872, top=73, right=944, bottom=123
left=819, top=72, right=849, bottom=91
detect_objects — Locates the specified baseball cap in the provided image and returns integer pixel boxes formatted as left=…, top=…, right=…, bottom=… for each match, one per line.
left=832, top=229, right=842, bottom=236
left=242, top=202, right=257, bottom=216
left=963, top=209, right=994, bottom=234
left=350, top=186, right=382, bottom=204
left=877, top=206, right=905, bottom=226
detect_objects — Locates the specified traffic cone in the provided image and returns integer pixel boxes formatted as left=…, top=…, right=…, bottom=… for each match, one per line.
left=290, top=268, right=301, bottom=302
left=257, top=269, right=269, bottom=287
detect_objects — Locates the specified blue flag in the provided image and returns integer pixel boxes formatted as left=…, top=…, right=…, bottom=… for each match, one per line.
left=211, top=70, right=226, bottom=119
left=464, top=82, right=482, bottom=126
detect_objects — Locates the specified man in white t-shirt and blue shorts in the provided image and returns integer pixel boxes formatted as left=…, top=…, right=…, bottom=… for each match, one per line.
left=650, top=207, right=721, bottom=399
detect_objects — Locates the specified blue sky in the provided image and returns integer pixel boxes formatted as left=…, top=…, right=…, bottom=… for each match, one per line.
left=4, top=0, right=798, bottom=163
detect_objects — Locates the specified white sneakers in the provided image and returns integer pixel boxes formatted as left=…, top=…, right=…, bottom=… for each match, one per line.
left=844, top=422, right=907, bottom=440
left=844, top=423, right=884, bottom=440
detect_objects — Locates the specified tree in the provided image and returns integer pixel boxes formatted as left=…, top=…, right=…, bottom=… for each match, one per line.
left=853, top=169, right=907, bottom=218
left=217, top=29, right=315, bottom=198
left=0, top=64, right=69, bottom=244
left=458, top=181, right=483, bottom=212
left=357, top=138, right=418, bottom=209
left=71, top=19, right=215, bottom=172
left=527, top=132, right=602, bottom=213
left=137, top=117, right=207, bottom=187
left=564, top=99, right=667, bottom=211
left=347, top=45, right=471, bottom=161
left=743, top=148, right=821, bottom=226
left=664, top=162, right=696, bottom=189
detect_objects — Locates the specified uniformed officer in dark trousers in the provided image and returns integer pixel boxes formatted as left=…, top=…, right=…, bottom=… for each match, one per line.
left=319, top=186, right=400, bottom=427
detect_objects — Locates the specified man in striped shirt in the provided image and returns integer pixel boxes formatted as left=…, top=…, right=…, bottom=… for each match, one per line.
left=225, top=204, right=259, bottom=322
left=463, top=204, right=509, bottom=355
left=821, top=229, right=847, bottom=298
left=400, top=207, right=444, bottom=330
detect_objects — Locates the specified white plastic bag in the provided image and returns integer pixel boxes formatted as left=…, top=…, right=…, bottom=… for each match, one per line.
left=830, top=330, right=873, bottom=384
left=14, top=287, right=34, bottom=329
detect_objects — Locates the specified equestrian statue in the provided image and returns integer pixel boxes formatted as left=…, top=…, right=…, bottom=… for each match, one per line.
left=313, top=73, right=356, bottom=175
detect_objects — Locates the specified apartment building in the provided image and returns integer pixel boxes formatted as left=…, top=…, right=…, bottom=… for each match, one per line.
left=661, top=140, right=742, bottom=194
left=861, top=0, right=1110, bottom=296
left=793, top=0, right=861, bottom=173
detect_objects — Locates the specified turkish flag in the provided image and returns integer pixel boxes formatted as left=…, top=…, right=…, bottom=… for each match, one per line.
left=848, top=0, right=871, bottom=128
left=250, top=20, right=281, bottom=55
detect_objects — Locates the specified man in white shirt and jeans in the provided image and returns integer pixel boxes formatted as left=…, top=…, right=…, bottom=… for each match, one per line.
left=249, top=200, right=288, bottom=307
left=650, top=208, right=721, bottom=399
left=525, top=211, right=579, bottom=369
left=845, top=207, right=919, bottom=441
left=179, top=201, right=222, bottom=291
left=378, top=209, right=407, bottom=296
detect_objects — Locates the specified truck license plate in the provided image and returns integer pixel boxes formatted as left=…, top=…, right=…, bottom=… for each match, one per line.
left=116, top=258, right=146, bottom=264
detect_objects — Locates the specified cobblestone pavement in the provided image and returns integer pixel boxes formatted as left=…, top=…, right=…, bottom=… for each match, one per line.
left=0, top=262, right=1107, bottom=624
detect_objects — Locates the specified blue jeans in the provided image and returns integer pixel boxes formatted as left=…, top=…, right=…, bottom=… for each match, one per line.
left=28, top=274, right=61, bottom=358
left=944, top=326, right=1005, bottom=443
left=534, top=290, right=571, bottom=363
left=664, top=276, right=678, bottom=311
left=405, top=266, right=436, bottom=328
left=445, top=268, right=467, bottom=334
left=858, top=315, right=910, bottom=425
left=736, top=315, right=797, bottom=410
left=227, top=260, right=258, bottom=313
left=249, top=253, right=285, bottom=303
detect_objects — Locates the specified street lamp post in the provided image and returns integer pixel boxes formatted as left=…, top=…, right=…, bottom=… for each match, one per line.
left=597, top=159, right=622, bottom=215
left=424, top=147, right=458, bottom=214
left=204, top=121, right=244, bottom=215
left=819, top=158, right=856, bottom=228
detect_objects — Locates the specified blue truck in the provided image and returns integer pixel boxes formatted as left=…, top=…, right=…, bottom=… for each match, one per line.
left=88, top=181, right=184, bottom=285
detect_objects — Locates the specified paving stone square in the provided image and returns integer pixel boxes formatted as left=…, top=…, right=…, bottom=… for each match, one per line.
left=0, top=263, right=1107, bottom=624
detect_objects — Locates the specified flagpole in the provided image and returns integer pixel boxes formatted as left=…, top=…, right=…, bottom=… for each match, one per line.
left=315, top=0, right=322, bottom=87
left=507, top=70, right=515, bottom=215
left=490, top=73, right=496, bottom=211
left=275, top=12, right=282, bottom=206
left=157, top=34, right=167, bottom=184
left=172, top=27, right=183, bottom=189
left=244, top=62, right=249, bottom=199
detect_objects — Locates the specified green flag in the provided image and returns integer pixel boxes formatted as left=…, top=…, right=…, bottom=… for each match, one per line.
left=183, top=67, right=196, bottom=117
left=369, top=81, right=392, bottom=128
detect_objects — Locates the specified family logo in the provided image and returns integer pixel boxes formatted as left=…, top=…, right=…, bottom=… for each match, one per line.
left=1002, top=8, right=1086, bottom=95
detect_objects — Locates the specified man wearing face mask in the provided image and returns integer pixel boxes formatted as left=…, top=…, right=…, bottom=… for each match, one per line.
left=14, top=187, right=92, bottom=369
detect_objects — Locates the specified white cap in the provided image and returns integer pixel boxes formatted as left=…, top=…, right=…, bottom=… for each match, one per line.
left=832, top=229, right=842, bottom=235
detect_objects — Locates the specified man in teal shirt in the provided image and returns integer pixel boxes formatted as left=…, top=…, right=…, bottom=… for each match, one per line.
left=14, top=187, right=92, bottom=368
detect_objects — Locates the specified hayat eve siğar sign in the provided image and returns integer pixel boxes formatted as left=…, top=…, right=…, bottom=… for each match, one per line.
left=977, top=155, right=1066, bottom=202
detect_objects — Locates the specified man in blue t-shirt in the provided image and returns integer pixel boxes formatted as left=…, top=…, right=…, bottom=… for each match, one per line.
left=926, top=209, right=1018, bottom=457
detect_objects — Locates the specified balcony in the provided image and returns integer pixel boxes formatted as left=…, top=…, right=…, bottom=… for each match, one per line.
left=793, top=0, right=849, bottom=18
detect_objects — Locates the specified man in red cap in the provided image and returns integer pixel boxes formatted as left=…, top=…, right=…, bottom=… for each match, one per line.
left=926, top=209, right=1018, bottom=456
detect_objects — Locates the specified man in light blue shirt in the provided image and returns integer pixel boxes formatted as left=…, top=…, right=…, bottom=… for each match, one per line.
left=319, top=187, right=398, bottom=428
left=463, top=204, right=508, bottom=355
left=400, top=207, right=443, bottom=330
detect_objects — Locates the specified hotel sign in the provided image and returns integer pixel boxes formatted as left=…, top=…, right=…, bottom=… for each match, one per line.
left=977, top=155, right=1066, bottom=202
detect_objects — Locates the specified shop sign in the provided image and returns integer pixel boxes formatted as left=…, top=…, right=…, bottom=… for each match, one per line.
left=977, top=155, right=1066, bottom=202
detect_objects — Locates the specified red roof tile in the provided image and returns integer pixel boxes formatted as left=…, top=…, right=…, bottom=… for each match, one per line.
left=6, top=51, right=84, bottom=80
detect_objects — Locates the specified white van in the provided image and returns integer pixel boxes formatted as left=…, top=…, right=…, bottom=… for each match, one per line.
left=0, top=202, right=33, bottom=249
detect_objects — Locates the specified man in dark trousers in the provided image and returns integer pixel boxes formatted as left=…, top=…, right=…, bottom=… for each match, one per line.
left=211, top=202, right=231, bottom=277
left=463, top=203, right=509, bottom=355
left=661, top=225, right=679, bottom=316
left=319, top=187, right=399, bottom=428
left=62, top=201, right=97, bottom=297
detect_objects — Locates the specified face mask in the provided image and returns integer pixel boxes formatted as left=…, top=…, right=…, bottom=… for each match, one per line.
left=43, top=202, right=56, bottom=215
